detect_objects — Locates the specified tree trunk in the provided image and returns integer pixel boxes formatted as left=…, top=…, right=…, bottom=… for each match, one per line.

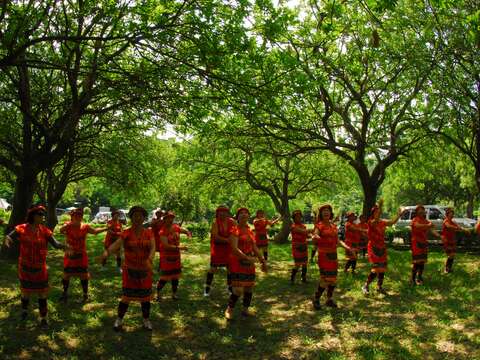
left=466, top=192, right=474, bottom=219
left=360, top=177, right=379, bottom=217
left=273, top=201, right=291, bottom=244
left=46, top=202, right=59, bottom=230
left=2, top=171, right=37, bottom=258
left=45, top=175, right=69, bottom=230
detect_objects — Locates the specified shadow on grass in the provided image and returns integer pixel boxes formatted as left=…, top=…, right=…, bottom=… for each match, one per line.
left=0, top=235, right=479, bottom=359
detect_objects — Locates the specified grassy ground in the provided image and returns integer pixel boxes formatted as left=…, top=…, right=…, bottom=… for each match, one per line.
left=0, top=233, right=479, bottom=360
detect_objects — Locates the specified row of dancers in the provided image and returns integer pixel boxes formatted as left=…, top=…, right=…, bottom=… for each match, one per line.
left=2, top=201, right=470, bottom=330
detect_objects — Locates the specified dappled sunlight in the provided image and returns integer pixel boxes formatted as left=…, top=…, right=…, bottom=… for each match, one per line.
left=1, top=235, right=479, bottom=359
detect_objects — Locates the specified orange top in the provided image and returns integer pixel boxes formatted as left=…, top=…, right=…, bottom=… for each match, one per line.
left=122, top=227, right=154, bottom=270
left=159, top=224, right=181, bottom=252
left=411, top=216, right=430, bottom=244
left=213, top=217, right=236, bottom=241
left=314, top=222, right=338, bottom=251
left=105, top=219, right=122, bottom=243
left=442, top=219, right=460, bottom=242
left=253, top=218, right=271, bottom=235
left=63, top=222, right=92, bottom=253
left=291, top=223, right=307, bottom=244
left=16, top=224, right=53, bottom=266
left=344, top=221, right=361, bottom=245
left=367, top=220, right=387, bottom=247
left=234, top=225, right=255, bottom=255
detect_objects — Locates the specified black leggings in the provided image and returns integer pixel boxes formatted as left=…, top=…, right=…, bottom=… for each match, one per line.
left=157, top=279, right=179, bottom=293
left=117, top=301, right=150, bottom=319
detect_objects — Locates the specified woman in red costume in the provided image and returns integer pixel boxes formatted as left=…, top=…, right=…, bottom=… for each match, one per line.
left=4, top=205, right=70, bottom=329
left=150, top=209, right=165, bottom=253
left=290, top=209, right=310, bottom=284
left=60, top=208, right=107, bottom=303
left=311, top=204, right=351, bottom=310
left=361, top=200, right=404, bottom=295
left=343, top=212, right=367, bottom=274
left=156, top=211, right=191, bottom=300
left=442, top=208, right=469, bottom=273
left=102, top=209, right=123, bottom=271
left=410, top=205, right=440, bottom=285
left=253, top=210, right=279, bottom=261
left=358, top=214, right=369, bottom=258
left=100, top=206, right=156, bottom=331
left=225, top=208, right=267, bottom=320
left=204, top=205, right=236, bottom=297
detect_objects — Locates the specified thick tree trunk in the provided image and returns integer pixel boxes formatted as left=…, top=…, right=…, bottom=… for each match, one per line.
left=45, top=177, right=69, bottom=230
left=274, top=213, right=291, bottom=243
left=46, top=202, right=59, bottom=230
left=8, top=173, right=37, bottom=227
left=273, top=201, right=291, bottom=244
left=360, top=178, right=379, bottom=217
left=466, top=192, right=474, bottom=219
left=2, top=171, right=37, bottom=258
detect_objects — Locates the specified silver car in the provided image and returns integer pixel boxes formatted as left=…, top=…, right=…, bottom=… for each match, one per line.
left=396, top=205, right=476, bottom=230
left=394, top=205, right=476, bottom=244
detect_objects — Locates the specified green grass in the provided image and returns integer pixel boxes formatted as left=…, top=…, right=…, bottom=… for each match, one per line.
left=0, top=233, right=479, bottom=360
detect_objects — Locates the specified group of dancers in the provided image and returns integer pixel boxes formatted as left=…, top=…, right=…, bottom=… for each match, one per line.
left=2, top=200, right=471, bottom=331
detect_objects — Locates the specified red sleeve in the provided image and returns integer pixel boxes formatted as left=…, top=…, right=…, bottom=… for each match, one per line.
left=15, top=224, right=25, bottom=234
left=41, top=225, right=53, bottom=238
left=231, top=226, right=239, bottom=236
left=146, top=228, right=154, bottom=240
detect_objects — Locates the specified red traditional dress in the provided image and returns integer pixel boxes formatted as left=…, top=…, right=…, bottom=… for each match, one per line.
left=151, top=220, right=164, bottom=253
left=159, top=224, right=182, bottom=281
left=367, top=220, right=388, bottom=273
left=411, top=216, right=430, bottom=264
left=210, top=217, right=236, bottom=267
left=121, top=227, right=154, bottom=302
left=63, top=222, right=92, bottom=280
left=15, top=224, right=53, bottom=295
left=229, top=225, right=256, bottom=287
left=315, top=222, right=339, bottom=285
left=344, top=221, right=360, bottom=261
left=253, top=218, right=270, bottom=248
left=358, top=222, right=368, bottom=251
left=104, top=219, right=123, bottom=249
left=442, top=219, right=460, bottom=258
left=291, top=223, right=308, bottom=266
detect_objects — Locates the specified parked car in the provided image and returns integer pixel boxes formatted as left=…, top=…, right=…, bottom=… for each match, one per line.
left=0, top=198, right=12, bottom=211
left=394, top=205, right=477, bottom=244
left=56, top=208, right=66, bottom=216
left=92, top=210, right=127, bottom=224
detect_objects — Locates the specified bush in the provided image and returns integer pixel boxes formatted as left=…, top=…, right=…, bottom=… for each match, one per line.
left=0, top=209, right=10, bottom=223
left=186, top=221, right=210, bottom=241
left=385, top=227, right=396, bottom=243
left=58, top=214, right=71, bottom=225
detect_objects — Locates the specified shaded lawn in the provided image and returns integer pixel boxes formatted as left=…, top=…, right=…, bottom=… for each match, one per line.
left=0, top=233, right=479, bottom=360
